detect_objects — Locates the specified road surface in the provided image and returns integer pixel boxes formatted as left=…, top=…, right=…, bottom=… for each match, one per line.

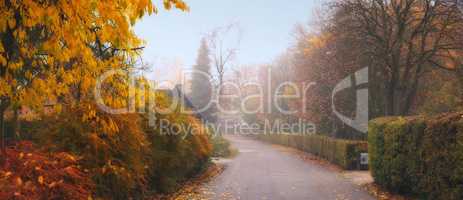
left=201, top=135, right=375, bottom=200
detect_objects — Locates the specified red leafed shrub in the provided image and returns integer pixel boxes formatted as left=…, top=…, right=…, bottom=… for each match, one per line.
left=0, top=141, right=94, bottom=200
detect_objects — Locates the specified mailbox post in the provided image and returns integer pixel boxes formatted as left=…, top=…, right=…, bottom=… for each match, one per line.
left=360, top=153, right=368, bottom=170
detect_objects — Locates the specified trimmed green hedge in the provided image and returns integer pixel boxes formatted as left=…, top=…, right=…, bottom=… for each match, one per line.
left=255, top=134, right=368, bottom=170
left=369, top=112, right=463, bottom=199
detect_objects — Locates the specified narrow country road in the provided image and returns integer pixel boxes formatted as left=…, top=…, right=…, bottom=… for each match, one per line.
left=201, top=135, right=375, bottom=200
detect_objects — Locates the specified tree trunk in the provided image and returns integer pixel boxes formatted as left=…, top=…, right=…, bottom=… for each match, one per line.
left=385, top=80, right=396, bottom=116
left=457, top=66, right=463, bottom=105
left=401, top=79, right=419, bottom=116
left=0, top=107, right=6, bottom=166
left=12, top=107, right=20, bottom=141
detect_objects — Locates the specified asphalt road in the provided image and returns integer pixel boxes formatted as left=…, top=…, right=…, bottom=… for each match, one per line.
left=203, top=135, right=375, bottom=200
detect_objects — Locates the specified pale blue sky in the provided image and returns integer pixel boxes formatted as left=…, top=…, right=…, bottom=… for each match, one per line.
left=134, top=0, right=324, bottom=81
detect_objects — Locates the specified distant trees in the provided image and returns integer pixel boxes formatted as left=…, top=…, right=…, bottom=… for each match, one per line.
left=249, top=0, right=463, bottom=139
left=288, top=5, right=369, bottom=138
left=260, top=53, right=298, bottom=124
left=436, top=18, right=463, bottom=104
left=190, top=38, right=216, bottom=123
left=207, top=23, right=241, bottom=97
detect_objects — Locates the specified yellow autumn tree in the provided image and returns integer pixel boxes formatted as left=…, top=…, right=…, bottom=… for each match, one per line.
left=0, top=0, right=188, bottom=164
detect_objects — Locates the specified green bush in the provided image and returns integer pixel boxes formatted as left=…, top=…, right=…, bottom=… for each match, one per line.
left=255, top=134, right=367, bottom=170
left=211, top=135, right=233, bottom=157
left=369, top=112, right=463, bottom=199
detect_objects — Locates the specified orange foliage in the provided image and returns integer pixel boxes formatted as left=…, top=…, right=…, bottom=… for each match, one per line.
left=0, top=142, right=93, bottom=200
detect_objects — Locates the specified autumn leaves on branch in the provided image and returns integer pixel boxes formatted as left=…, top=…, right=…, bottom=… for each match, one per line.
left=0, top=0, right=187, bottom=163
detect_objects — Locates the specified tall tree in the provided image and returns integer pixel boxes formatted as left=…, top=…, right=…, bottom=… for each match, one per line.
left=207, top=23, right=241, bottom=98
left=342, top=0, right=462, bottom=115
left=190, top=38, right=216, bottom=122
left=0, top=0, right=188, bottom=165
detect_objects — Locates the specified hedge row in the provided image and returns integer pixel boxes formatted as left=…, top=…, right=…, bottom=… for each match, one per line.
left=369, top=112, right=463, bottom=199
left=255, top=134, right=368, bottom=170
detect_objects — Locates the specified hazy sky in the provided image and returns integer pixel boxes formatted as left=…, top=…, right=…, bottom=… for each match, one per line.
left=134, top=0, right=324, bottom=82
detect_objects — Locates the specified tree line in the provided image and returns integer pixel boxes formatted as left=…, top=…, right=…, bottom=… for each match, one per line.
left=241, top=0, right=463, bottom=139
